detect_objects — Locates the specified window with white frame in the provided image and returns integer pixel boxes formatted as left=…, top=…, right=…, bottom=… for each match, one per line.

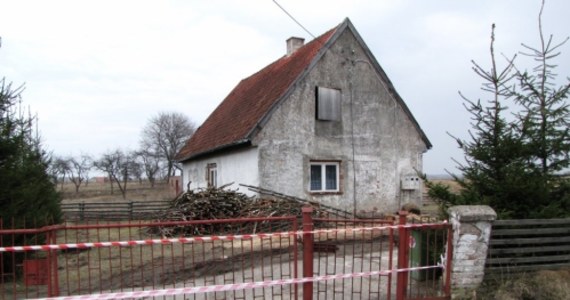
left=309, top=161, right=340, bottom=192
left=206, top=163, right=217, bottom=187
left=315, top=87, right=341, bottom=121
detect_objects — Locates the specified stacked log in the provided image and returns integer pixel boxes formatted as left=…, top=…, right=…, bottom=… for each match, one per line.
left=163, top=184, right=250, bottom=220
left=153, top=184, right=328, bottom=236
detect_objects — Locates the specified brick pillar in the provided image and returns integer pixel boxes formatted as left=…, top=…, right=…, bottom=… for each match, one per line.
left=448, top=205, right=496, bottom=297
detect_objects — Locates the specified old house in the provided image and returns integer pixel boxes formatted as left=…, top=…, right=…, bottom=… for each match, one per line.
left=176, top=18, right=431, bottom=215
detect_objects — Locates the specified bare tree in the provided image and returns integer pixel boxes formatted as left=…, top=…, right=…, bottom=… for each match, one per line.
left=140, top=112, right=195, bottom=181
left=93, top=149, right=135, bottom=199
left=135, top=148, right=161, bottom=187
left=93, top=151, right=117, bottom=194
left=130, top=158, right=144, bottom=185
left=67, top=154, right=92, bottom=194
left=50, top=156, right=70, bottom=191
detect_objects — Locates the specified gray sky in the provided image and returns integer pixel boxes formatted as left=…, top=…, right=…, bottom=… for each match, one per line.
left=1, top=0, right=569, bottom=175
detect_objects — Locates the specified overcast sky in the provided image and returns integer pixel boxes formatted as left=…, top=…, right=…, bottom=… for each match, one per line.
left=1, top=0, right=569, bottom=175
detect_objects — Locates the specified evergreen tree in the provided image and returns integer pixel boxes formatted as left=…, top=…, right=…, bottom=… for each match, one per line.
left=0, top=78, right=62, bottom=273
left=427, top=1, right=570, bottom=219
left=429, top=25, right=538, bottom=218
left=513, top=3, right=570, bottom=177
left=509, top=1, right=570, bottom=217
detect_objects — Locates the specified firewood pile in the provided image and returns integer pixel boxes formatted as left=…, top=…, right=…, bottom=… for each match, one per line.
left=153, top=184, right=330, bottom=237
left=164, top=184, right=250, bottom=220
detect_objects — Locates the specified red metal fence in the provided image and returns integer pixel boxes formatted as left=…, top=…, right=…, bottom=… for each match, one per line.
left=0, top=210, right=451, bottom=300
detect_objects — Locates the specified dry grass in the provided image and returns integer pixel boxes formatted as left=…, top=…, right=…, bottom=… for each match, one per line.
left=477, top=269, right=570, bottom=300
left=426, top=179, right=463, bottom=194
left=421, top=179, right=463, bottom=217
left=55, top=225, right=296, bottom=294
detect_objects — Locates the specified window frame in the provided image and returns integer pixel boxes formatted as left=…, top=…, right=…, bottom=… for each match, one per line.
left=309, top=161, right=341, bottom=193
left=206, top=163, right=217, bottom=188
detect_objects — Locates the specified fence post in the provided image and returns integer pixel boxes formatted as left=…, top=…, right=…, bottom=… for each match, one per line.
left=79, top=202, right=85, bottom=221
left=444, top=222, right=454, bottom=296
left=128, top=202, right=134, bottom=220
left=46, top=228, right=60, bottom=297
left=447, top=205, right=496, bottom=296
left=302, top=206, right=314, bottom=300
left=396, top=211, right=409, bottom=300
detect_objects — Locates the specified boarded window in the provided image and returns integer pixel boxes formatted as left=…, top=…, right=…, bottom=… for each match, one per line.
left=316, top=87, right=341, bottom=121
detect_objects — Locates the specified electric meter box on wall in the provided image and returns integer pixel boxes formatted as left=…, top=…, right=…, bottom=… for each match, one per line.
left=401, top=175, right=421, bottom=190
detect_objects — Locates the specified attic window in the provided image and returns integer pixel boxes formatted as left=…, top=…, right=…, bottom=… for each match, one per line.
left=316, top=87, right=341, bottom=121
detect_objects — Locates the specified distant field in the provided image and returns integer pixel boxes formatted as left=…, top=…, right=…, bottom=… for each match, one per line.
left=57, top=178, right=459, bottom=217
left=58, top=180, right=173, bottom=203
left=425, top=179, right=462, bottom=194
left=420, top=179, right=461, bottom=217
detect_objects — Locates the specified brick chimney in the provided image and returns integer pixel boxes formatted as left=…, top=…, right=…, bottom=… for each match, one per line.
left=286, top=37, right=305, bottom=56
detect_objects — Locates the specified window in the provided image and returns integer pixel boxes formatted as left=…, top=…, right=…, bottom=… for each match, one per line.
left=309, top=161, right=340, bottom=192
left=206, top=163, right=217, bottom=187
left=316, top=87, right=341, bottom=121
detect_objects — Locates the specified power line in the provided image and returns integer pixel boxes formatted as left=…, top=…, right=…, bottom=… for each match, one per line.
left=272, top=0, right=316, bottom=39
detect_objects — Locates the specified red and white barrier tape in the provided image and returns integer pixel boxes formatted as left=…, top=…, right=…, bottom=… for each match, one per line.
left=0, top=222, right=447, bottom=252
left=32, top=265, right=441, bottom=300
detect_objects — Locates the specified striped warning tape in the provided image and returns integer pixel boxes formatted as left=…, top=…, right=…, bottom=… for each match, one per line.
left=31, top=265, right=441, bottom=300
left=0, top=222, right=447, bottom=252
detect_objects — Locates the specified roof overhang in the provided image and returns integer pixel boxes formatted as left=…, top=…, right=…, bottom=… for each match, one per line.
left=177, top=139, right=252, bottom=163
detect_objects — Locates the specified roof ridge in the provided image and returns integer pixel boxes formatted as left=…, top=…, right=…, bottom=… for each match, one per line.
left=239, top=25, right=339, bottom=83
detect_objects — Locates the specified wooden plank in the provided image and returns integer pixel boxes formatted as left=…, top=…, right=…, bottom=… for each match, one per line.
left=487, top=217, right=570, bottom=274
left=493, top=218, right=570, bottom=226
left=492, top=227, right=570, bottom=236
left=487, top=254, right=570, bottom=265
left=489, top=244, right=570, bottom=255
left=84, top=203, right=130, bottom=208
left=486, top=263, right=570, bottom=273
left=490, top=236, right=570, bottom=246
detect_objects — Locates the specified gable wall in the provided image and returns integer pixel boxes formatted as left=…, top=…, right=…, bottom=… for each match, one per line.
left=253, top=29, right=428, bottom=214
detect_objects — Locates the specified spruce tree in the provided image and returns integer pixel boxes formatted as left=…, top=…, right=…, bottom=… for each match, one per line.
left=509, top=0, right=570, bottom=216
left=428, top=0, right=570, bottom=218
left=513, top=3, right=570, bottom=177
left=0, top=78, right=62, bottom=273
left=444, top=25, right=539, bottom=218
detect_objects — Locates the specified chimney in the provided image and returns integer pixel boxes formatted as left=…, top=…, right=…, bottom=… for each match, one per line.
left=286, top=37, right=305, bottom=56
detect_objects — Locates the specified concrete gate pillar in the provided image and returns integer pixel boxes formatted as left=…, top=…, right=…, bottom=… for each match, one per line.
left=447, top=205, right=496, bottom=298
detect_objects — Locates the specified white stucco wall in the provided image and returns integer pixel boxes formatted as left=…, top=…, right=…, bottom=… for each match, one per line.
left=181, top=147, right=260, bottom=197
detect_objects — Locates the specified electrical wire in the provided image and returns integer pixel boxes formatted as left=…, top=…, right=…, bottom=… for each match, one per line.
left=272, top=0, right=316, bottom=39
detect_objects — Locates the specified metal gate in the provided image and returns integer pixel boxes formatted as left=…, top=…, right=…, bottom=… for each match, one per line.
left=306, top=209, right=452, bottom=300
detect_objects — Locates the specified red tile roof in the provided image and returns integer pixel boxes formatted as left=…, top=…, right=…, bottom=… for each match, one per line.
left=177, top=18, right=432, bottom=162
left=176, top=26, right=338, bottom=161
